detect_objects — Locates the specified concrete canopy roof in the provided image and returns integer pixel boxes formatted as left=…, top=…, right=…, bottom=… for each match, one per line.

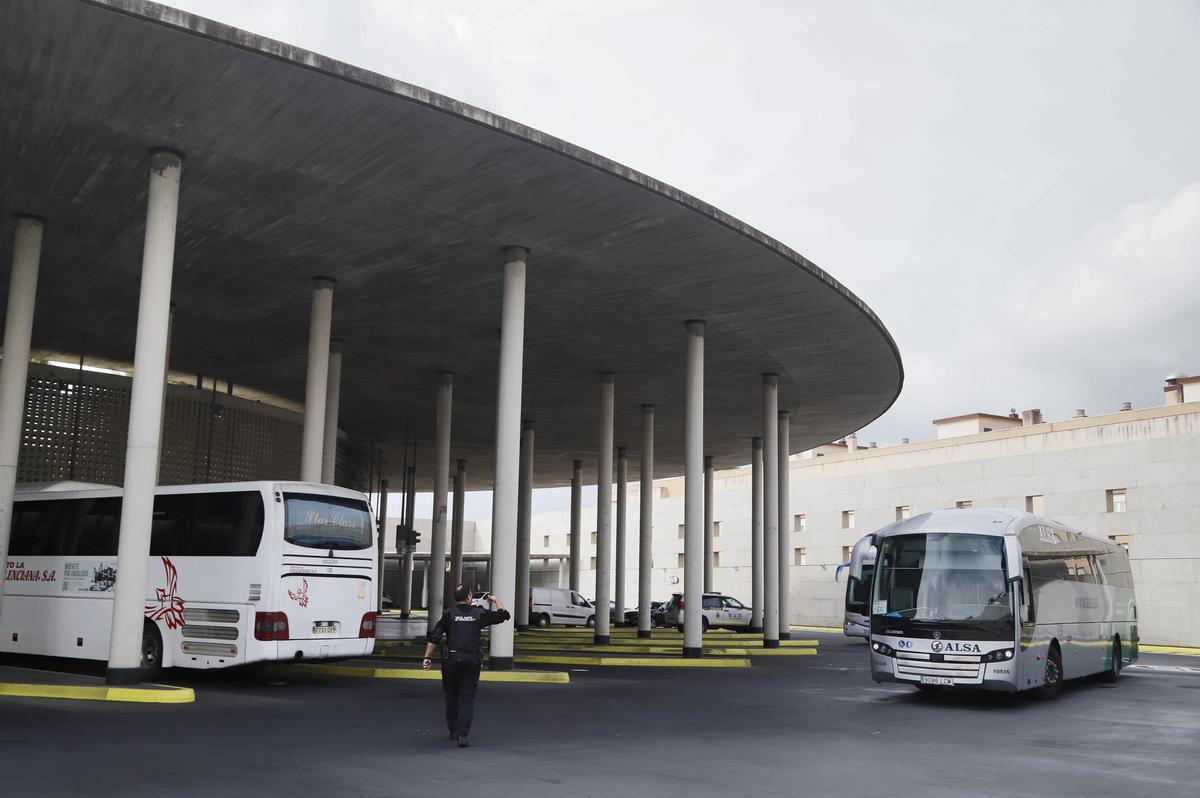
left=0, top=0, right=903, bottom=489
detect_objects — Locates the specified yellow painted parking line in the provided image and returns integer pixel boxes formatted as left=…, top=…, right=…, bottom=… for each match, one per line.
left=376, top=644, right=754, bottom=658
left=514, top=654, right=751, bottom=668
left=790, top=625, right=841, bottom=633
left=513, top=636, right=819, bottom=648
left=291, top=663, right=570, bottom=684
left=1140, top=644, right=1200, bottom=656
left=0, top=682, right=195, bottom=704
left=742, top=648, right=818, bottom=657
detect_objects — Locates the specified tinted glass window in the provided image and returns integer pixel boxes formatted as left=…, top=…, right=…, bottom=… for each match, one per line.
left=702, top=596, right=722, bottom=610
left=9, top=501, right=66, bottom=555
left=284, top=494, right=373, bottom=550
left=150, top=492, right=265, bottom=557
left=12, top=492, right=263, bottom=558
left=1097, top=551, right=1134, bottom=589
left=74, top=498, right=121, bottom=555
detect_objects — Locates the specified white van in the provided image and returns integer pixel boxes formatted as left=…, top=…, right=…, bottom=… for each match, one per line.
left=529, top=587, right=596, bottom=628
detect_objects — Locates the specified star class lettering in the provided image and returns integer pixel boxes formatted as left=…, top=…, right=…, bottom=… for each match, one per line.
left=303, top=509, right=358, bottom=529
left=5, top=561, right=56, bottom=582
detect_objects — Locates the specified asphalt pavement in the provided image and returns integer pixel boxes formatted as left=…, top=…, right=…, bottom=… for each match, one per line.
left=2, top=633, right=1198, bottom=798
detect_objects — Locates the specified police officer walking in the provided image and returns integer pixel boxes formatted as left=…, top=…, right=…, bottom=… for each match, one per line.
left=423, top=584, right=511, bottom=747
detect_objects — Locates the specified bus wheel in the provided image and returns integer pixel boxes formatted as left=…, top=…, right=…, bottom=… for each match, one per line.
left=141, top=622, right=164, bottom=681
left=1034, top=644, right=1063, bottom=700
left=1102, top=637, right=1122, bottom=683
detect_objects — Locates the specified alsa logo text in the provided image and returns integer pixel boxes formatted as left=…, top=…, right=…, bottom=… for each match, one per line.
left=930, top=641, right=981, bottom=653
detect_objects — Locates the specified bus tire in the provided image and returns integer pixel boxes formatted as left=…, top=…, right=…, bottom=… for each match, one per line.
left=141, top=621, right=164, bottom=681
left=1102, top=636, right=1122, bottom=683
left=1034, top=643, right=1063, bottom=700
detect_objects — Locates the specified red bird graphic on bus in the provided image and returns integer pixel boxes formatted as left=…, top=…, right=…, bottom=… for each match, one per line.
left=288, top=578, right=310, bottom=608
left=144, top=556, right=186, bottom=630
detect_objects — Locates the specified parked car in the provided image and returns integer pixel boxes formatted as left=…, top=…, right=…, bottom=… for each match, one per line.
left=529, top=587, right=596, bottom=627
left=623, top=601, right=665, bottom=627
left=471, top=591, right=492, bottom=609
left=664, top=592, right=752, bottom=632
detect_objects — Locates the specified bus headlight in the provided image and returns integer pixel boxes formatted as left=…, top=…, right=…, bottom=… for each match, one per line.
left=871, top=641, right=893, bottom=656
left=983, top=648, right=1014, bottom=662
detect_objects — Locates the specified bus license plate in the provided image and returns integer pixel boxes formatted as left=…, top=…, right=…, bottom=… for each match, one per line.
left=920, top=676, right=954, bottom=686
left=313, top=622, right=339, bottom=635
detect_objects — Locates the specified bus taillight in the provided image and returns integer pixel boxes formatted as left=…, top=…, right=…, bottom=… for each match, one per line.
left=254, top=611, right=290, bottom=641
left=359, top=612, right=378, bottom=639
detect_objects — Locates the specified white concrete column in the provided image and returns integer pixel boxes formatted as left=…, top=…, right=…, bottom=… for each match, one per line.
left=106, top=150, right=182, bottom=685
left=704, top=454, right=714, bottom=592
left=594, top=372, right=615, bottom=644
left=375, top=480, right=388, bottom=610
left=683, top=321, right=705, bottom=657
left=0, top=216, right=44, bottom=620
left=155, top=302, right=175, bottom=483
left=300, top=276, right=335, bottom=482
left=488, top=246, right=527, bottom=670
left=320, top=338, right=343, bottom=484
left=400, top=463, right=416, bottom=618
left=426, top=372, right=454, bottom=633
left=450, top=459, right=466, bottom=591
left=515, top=420, right=534, bottom=630
left=750, top=437, right=764, bottom=631
left=762, top=374, right=780, bottom=649
left=569, top=459, right=582, bottom=592
left=778, top=410, right=792, bottom=640
left=637, top=405, right=654, bottom=638
left=615, top=446, right=628, bottom=625
left=557, top=557, right=567, bottom=589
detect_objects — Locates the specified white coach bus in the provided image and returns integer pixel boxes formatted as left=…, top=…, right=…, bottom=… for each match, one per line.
left=1, top=481, right=378, bottom=677
left=858, top=508, right=1137, bottom=698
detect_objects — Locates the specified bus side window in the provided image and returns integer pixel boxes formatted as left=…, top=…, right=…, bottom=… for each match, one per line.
left=76, top=498, right=120, bottom=556
left=150, top=494, right=196, bottom=556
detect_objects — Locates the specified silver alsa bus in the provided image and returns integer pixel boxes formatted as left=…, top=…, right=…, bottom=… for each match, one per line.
left=857, top=508, right=1137, bottom=698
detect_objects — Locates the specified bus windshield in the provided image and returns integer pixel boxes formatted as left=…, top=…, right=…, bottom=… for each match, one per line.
left=284, top=494, right=373, bottom=551
left=872, top=533, right=1010, bottom=625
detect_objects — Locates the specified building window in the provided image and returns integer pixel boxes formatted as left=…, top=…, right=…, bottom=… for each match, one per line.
left=565, top=533, right=571, bottom=545
left=543, top=535, right=550, bottom=548
left=1025, top=495, right=1044, bottom=514
left=842, top=545, right=851, bottom=562
left=956, top=500, right=972, bottom=509
left=590, top=556, right=597, bottom=569
left=794, top=547, right=807, bottom=566
left=713, top=521, right=721, bottom=537
left=895, top=505, right=910, bottom=521
left=677, top=553, right=686, bottom=568
left=591, top=531, right=598, bottom=544
left=794, top=513, right=806, bottom=532
left=712, top=552, right=721, bottom=567
left=1108, top=534, right=1131, bottom=552
left=842, top=510, right=855, bottom=529
left=677, top=524, right=685, bottom=540
left=1107, top=489, right=1127, bottom=513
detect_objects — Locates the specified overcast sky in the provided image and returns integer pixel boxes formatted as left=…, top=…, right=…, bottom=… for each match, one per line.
left=169, top=0, right=1200, bottom=517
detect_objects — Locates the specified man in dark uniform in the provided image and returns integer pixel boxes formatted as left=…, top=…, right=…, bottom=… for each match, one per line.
left=423, top=584, right=510, bottom=747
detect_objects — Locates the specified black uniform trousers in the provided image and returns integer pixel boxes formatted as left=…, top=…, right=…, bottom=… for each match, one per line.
left=442, top=651, right=482, bottom=736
